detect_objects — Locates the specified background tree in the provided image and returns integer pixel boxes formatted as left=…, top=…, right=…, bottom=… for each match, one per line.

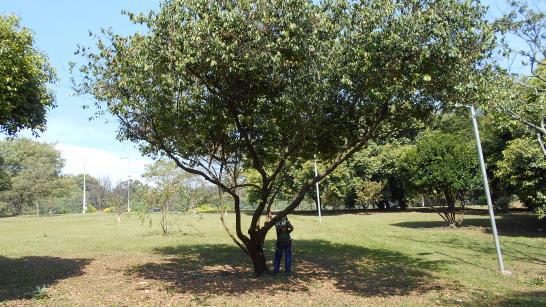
left=73, top=0, right=496, bottom=275
left=489, top=67, right=546, bottom=156
left=350, top=142, right=412, bottom=209
left=496, top=137, right=546, bottom=217
left=399, top=131, right=481, bottom=227
left=0, top=15, right=56, bottom=136
left=285, top=141, right=412, bottom=210
left=46, top=175, right=83, bottom=214
left=0, top=156, right=10, bottom=192
left=479, top=114, right=524, bottom=210
left=141, top=159, right=204, bottom=236
left=0, top=138, right=63, bottom=215
left=85, top=176, right=109, bottom=211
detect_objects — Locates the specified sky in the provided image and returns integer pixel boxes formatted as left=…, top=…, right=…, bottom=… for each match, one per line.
left=0, top=0, right=542, bottom=183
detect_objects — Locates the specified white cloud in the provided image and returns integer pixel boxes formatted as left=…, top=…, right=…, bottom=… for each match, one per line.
left=55, top=144, right=151, bottom=183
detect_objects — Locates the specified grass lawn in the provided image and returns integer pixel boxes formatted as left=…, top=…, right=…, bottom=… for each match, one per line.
left=0, top=210, right=544, bottom=306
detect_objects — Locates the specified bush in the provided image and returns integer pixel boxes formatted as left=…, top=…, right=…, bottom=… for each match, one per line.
left=102, top=207, right=114, bottom=213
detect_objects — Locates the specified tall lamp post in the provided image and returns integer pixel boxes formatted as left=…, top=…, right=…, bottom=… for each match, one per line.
left=120, top=157, right=131, bottom=213
left=459, top=104, right=510, bottom=275
left=82, top=163, right=87, bottom=214
left=313, top=155, right=322, bottom=223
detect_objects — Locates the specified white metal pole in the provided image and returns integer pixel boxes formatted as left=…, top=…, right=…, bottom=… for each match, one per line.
left=120, top=157, right=131, bottom=213
left=83, top=163, right=87, bottom=214
left=127, top=158, right=131, bottom=213
left=469, top=105, right=510, bottom=275
left=313, top=156, right=322, bottom=223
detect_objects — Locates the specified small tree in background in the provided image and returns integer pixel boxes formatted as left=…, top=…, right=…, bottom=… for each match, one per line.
left=400, top=131, right=481, bottom=227
left=141, top=160, right=203, bottom=236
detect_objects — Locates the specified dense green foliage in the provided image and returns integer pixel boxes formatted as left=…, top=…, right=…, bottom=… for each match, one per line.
left=0, top=15, right=56, bottom=136
left=0, top=156, right=11, bottom=192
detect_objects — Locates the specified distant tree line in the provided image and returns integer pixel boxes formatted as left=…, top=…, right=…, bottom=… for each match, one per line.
left=0, top=138, right=221, bottom=216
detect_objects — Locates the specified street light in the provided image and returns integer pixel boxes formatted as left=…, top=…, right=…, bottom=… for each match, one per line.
left=313, top=155, right=322, bottom=223
left=456, top=103, right=510, bottom=275
left=120, top=157, right=131, bottom=213
left=82, top=162, right=87, bottom=214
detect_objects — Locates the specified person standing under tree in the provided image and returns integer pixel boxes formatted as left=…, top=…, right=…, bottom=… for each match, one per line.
left=273, top=215, right=294, bottom=274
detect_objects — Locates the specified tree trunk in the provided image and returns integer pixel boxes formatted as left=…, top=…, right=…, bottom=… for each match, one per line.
left=245, top=233, right=268, bottom=277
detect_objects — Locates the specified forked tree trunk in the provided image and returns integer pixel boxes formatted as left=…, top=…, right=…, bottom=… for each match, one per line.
left=246, top=234, right=268, bottom=276
left=226, top=193, right=271, bottom=277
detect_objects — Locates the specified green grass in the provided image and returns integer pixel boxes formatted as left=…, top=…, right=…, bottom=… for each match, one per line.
left=0, top=210, right=544, bottom=306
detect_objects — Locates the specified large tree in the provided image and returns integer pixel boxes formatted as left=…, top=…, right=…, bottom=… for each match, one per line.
left=73, top=0, right=495, bottom=275
left=0, top=15, right=56, bottom=136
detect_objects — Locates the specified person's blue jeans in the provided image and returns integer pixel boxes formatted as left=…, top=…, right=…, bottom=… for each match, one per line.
left=273, top=241, right=292, bottom=274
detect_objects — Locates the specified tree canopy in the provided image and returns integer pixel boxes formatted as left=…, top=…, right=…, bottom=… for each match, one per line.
left=0, top=15, right=56, bottom=136
left=73, top=0, right=497, bottom=275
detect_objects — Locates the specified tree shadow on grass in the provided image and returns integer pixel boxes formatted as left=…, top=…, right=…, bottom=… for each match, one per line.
left=391, top=213, right=546, bottom=238
left=0, top=256, right=91, bottom=301
left=127, top=239, right=451, bottom=297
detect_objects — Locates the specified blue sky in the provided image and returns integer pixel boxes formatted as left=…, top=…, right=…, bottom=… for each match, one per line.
left=0, top=0, right=542, bottom=182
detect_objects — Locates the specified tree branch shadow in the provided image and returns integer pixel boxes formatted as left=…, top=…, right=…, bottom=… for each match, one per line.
left=127, top=239, right=450, bottom=297
left=0, top=256, right=91, bottom=301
